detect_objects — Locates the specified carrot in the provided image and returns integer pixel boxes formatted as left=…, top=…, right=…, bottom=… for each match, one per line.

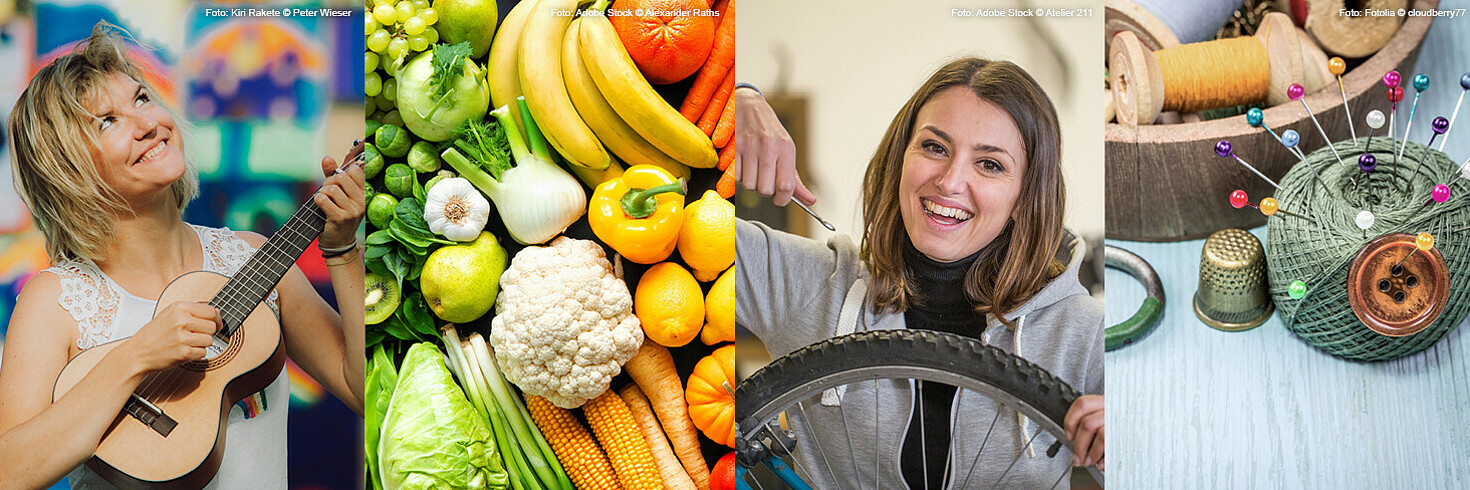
left=679, top=0, right=733, bottom=122
left=716, top=145, right=735, bottom=172
left=698, top=70, right=734, bottom=136
left=712, top=99, right=734, bottom=148
left=619, top=384, right=698, bottom=490
left=623, top=341, right=711, bottom=490
left=716, top=166, right=738, bottom=199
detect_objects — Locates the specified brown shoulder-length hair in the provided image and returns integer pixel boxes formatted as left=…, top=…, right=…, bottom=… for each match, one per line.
left=860, top=57, right=1065, bottom=327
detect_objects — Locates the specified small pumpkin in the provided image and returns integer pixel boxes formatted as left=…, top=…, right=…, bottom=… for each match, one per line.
left=685, top=344, right=735, bottom=447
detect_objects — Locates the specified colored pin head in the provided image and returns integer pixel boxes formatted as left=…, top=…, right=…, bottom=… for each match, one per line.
left=1288, top=280, right=1308, bottom=299
left=1416, top=232, right=1434, bottom=251
left=1328, top=58, right=1346, bottom=76
left=1434, top=116, right=1450, bottom=134
left=1462, top=159, right=1470, bottom=180
left=1413, top=73, right=1430, bottom=92
left=1280, top=129, right=1300, bottom=148
left=1260, top=197, right=1279, bottom=215
left=1367, top=110, right=1386, bottom=129
left=1359, top=154, right=1377, bottom=172
left=1288, top=83, right=1305, bottom=101
left=1356, top=209, right=1375, bottom=229
left=1433, top=184, right=1451, bottom=203
left=1388, top=86, right=1405, bottom=103
left=1462, top=72, right=1470, bottom=90
left=1247, top=108, right=1264, bottom=127
left=1230, top=189, right=1249, bottom=209
left=1215, top=140, right=1233, bottom=157
left=1384, top=71, right=1401, bottom=88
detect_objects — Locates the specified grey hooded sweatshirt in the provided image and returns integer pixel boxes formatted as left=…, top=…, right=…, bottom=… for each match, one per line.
left=734, top=219, right=1104, bottom=489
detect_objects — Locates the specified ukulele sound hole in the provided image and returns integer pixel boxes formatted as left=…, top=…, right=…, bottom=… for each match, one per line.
left=183, top=330, right=243, bottom=371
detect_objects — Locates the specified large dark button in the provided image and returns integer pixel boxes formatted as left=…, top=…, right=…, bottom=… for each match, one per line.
left=1347, top=233, right=1450, bottom=337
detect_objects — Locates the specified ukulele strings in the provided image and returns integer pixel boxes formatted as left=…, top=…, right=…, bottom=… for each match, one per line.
left=142, top=205, right=330, bottom=407
left=134, top=150, right=362, bottom=408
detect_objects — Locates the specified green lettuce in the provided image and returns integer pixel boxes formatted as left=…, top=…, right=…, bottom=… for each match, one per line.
left=378, top=342, right=509, bottom=490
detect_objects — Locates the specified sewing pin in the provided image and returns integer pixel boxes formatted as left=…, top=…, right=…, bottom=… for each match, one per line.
left=1329, top=57, right=1357, bottom=143
left=1358, top=153, right=1377, bottom=204
left=1216, top=141, right=1280, bottom=188
left=1356, top=209, right=1376, bottom=230
left=1392, top=232, right=1434, bottom=272
left=1258, top=197, right=1315, bottom=223
left=1398, top=74, right=1430, bottom=165
left=1288, top=280, right=1308, bottom=300
left=1440, top=73, right=1470, bottom=151
left=1365, top=109, right=1385, bottom=152
left=1289, top=83, right=1346, bottom=166
left=1384, top=71, right=1402, bottom=140
left=1246, top=107, right=1283, bottom=142
left=1280, top=129, right=1337, bottom=198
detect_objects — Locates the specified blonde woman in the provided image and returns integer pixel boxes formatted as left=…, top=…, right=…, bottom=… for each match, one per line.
left=732, top=57, right=1104, bottom=488
left=0, top=24, right=364, bottom=488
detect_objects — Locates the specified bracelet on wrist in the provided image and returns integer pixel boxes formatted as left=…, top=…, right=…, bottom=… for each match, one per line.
left=320, top=240, right=358, bottom=257
left=324, top=246, right=361, bottom=266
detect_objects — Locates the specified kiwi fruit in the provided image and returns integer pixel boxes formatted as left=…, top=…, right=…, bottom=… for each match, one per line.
left=365, top=272, right=400, bottom=325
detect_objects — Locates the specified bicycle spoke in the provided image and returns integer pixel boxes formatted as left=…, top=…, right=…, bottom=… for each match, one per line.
left=768, top=421, right=816, bottom=488
left=957, top=408, right=1004, bottom=489
left=993, top=422, right=1043, bottom=486
left=918, top=380, right=928, bottom=490
left=836, top=397, right=861, bottom=489
left=797, top=400, right=840, bottom=486
left=1048, top=461, right=1071, bottom=490
left=747, top=466, right=766, bottom=490
left=941, top=390, right=959, bottom=490
left=873, top=379, right=879, bottom=490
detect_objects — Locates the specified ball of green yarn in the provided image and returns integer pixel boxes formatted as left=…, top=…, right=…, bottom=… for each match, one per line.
left=1266, top=137, right=1469, bottom=361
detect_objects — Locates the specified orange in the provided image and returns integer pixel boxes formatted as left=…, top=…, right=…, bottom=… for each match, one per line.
left=608, top=0, right=716, bottom=85
left=635, top=262, right=705, bottom=347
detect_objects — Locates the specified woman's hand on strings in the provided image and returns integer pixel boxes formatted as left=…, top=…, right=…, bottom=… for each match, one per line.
left=1064, top=394, right=1105, bottom=471
left=728, top=86, right=816, bottom=207
left=316, top=144, right=367, bottom=250
left=124, top=301, right=222, bottom=373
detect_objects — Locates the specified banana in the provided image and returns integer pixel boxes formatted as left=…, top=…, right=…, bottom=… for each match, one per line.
left=488, top=0, right=538, bottom=125
left=563, top=18, right=691, bottom=181
left=519, top=0, right=612, bottom=170
left=579, top=5, right=719, bottom=169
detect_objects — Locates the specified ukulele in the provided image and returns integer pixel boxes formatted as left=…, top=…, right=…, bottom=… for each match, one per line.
left=52, top=145, right=364, bottom=489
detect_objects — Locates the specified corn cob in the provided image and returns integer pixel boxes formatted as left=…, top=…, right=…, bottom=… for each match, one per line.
left=583, top=391, right=664, bottom=490
left=524, top=395, right=620, bottom=490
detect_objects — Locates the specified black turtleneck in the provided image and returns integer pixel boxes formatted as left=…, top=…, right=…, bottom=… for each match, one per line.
left=899, top=242, right=986, bottom=489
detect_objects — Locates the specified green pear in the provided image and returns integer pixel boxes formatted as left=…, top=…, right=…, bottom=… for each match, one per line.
left=421, top=231, right=508, bottom=323
left=435, top=0, right=498, bottom=59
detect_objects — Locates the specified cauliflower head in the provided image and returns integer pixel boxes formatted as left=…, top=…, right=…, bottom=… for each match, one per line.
left=490, top=236, right=644, bottom=408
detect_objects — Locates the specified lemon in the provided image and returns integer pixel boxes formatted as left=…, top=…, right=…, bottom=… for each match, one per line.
left=635, top=262, right=704, bottom=347
left=702, top=268, right=734, bottom=345
left=678, top=190, right=734, bottom=282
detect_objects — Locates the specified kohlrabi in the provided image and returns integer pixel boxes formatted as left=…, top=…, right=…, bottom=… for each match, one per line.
left=396, top=43, right=489, bottom=142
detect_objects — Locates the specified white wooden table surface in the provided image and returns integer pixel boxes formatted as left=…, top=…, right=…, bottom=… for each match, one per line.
left=1103, top=227, right=1470, bottom=488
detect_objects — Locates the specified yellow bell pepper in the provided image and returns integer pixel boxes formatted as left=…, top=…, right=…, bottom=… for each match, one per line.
left=589, top=165, right=686, bottom=264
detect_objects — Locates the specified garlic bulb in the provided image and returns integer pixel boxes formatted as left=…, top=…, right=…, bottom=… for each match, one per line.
left=423, top=177, right=490, bottom=242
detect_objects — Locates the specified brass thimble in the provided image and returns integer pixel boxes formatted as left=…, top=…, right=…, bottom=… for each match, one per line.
left=1194, top=228, right=1273, bottom=331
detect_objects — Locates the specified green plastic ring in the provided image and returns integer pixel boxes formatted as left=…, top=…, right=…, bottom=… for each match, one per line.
left=1105, top=245, right=1165, bottom=350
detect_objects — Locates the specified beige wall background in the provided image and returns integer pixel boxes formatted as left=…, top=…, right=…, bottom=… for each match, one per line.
left=736, top=0, right=1104, bottom=240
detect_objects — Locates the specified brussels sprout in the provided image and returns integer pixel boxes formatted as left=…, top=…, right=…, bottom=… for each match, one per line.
left=385, top=163, right=415, bottom=198
left=365, top=180, right=377, bottom=203
left=363, top=143, right=385, bottom=179
left=376, top=124, right=412, bottom=158
left=366, top=119, right=383, bottom=140
left=406, top=141, right=442, bottom=173
left=369, top=193, right=399, bottom=230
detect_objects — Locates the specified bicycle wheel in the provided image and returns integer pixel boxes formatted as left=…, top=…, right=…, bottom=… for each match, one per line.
left=734, top=329, right=1103, bottom=489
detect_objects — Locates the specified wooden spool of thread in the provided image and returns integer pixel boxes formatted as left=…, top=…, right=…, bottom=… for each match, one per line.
left=1304, top=0, right=1407, bottom=59
left=1112, top=12, right=1306, bottom=125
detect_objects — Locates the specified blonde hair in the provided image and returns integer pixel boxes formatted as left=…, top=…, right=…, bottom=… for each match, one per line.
left=861, top=57, right=1065, bottom=328
left=9, top=21, right=197, bottom=262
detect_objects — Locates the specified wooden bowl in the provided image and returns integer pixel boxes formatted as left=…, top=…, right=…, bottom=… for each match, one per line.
left=1104, top=0, right=1437, bottom=241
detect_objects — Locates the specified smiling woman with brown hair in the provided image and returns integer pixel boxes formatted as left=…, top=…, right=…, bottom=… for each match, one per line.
left=0, top=24, right=364, bottom=488
left=732, top=56, right=1103, bottom=488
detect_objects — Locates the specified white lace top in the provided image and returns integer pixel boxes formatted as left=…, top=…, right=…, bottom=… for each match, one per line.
left=48, top=224, right=289, bottom=489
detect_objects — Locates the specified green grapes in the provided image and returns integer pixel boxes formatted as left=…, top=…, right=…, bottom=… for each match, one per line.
left=367, top=29, right=391, bottom=53
left=366, top=72, right=383, bottom=97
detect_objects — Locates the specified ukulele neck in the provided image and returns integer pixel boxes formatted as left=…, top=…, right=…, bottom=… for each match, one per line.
left=209, top=201, right=326, bottom=335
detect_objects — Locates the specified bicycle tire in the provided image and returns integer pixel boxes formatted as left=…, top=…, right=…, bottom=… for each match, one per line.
left=734, top=329, right=1097, bottom=487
